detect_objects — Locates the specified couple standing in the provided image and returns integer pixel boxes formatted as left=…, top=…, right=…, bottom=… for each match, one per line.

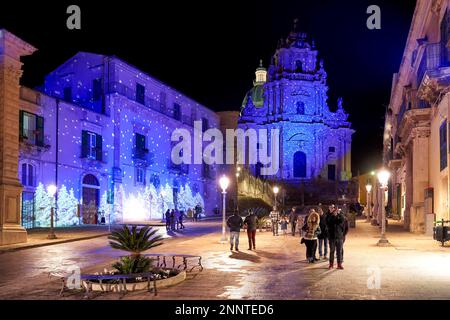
left=301, top=205, right=347, bottom=269
left=226, top=209, right=257, bottom=251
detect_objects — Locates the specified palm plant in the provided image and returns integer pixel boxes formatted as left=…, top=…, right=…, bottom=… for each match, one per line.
left=108, top=225, right=163, bottom=274
left=108, top=225, right=163, bottom=257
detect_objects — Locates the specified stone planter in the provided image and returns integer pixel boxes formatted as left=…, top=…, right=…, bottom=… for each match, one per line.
left=83, top=270, right=186, bottom=292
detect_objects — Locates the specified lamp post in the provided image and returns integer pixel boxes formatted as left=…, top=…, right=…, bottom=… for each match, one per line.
left=273, top=186, right=279, bottom=210
left=47, top=184, right=57, bottom=240
left=377, top=168, right=390, bottom=246
left=160, top=189, right=166, bottom=223
left=365, top=183, right=372, bottom=222
left=219, top=175, right=230, bottom=243
left=236, top=166, right=241, bottom=213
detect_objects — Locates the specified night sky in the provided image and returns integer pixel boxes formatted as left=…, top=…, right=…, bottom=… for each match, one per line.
left=0, top=0, right=416, bottom=176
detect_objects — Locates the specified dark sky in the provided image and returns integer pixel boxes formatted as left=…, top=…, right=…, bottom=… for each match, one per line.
left=1, top=0, right=416, bottom=175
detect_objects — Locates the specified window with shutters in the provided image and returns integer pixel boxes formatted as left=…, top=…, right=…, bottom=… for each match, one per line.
left=135, top=167, right=146, bottom=185
left=19, top=110, right=44, bottom=147
left=133, top=133, right=148, bottom=160
left=82, top=130, right=102, bottom=161
left=21, top=163, right=36, bottom=187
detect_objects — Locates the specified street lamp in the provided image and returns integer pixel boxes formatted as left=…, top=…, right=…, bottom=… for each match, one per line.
left=365, top=183, right=372, bottom=222
left=219, top=175, right=230, bottom=243
left=273, top=186, right=279, bottom=210
left=47, top=184, right=57, bottom=239
left=377, top=168, right=391, bottom=246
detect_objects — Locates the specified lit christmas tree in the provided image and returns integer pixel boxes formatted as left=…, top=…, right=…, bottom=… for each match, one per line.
left=99, top=190, right=110, bottom=224
left=177, top=184, right=195, bottom=212
left=34, top=183, right=52, bottom=227
left=144, top=184, right=159, bottom=220
left=160, top=183, right=174, bottom=214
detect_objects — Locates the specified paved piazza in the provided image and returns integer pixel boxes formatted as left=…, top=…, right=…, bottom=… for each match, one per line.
left=0, top=219, right=449, bottom=300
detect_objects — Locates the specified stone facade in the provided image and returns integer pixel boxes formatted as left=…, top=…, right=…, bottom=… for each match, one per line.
left=384, top=0, right=450, bottom=233
left=0, top=29, right=36, bottom=244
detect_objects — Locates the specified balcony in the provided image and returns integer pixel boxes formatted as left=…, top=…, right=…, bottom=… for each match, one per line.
left=417, top=42, right=450, bottom=105
left=167, top=159, right=189, bottom=174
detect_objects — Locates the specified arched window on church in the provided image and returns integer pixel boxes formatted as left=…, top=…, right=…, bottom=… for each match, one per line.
left=293, top=151, right=307, bottom=178
left=296, top=101, right=305, bottom=115
left=295, top=60, right=303, bottom=73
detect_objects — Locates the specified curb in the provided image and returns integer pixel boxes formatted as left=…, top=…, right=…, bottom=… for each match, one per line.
left=0, top=233, right=111, bottom=254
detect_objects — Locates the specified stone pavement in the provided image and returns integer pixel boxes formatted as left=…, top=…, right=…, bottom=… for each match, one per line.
left=1, top=219, right=450, bottom=300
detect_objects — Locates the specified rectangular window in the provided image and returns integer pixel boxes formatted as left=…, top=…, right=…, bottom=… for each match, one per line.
left=63, top=87, right=72, bottom=102
left=82, top=130, right=102, bottom=161
left=21, top=163, right=35, bottom=187
left=328, top=164, right=336, bottom=181
left=440, top=121, right=447, bottom=171
left=329, top=146, right=335, bottom=153
left=202, top=118, right=208, bottom=132
left=19, top=111, right=44, bottom=147
left=136, top=83, right=145, bottom=105
left=93, top=78, right=102, bottom=101
left=135, top=133, right=146, bottom=150
left=173, top=103, right=181, bottom=121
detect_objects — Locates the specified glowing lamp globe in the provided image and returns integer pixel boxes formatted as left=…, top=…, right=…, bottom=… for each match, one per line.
left=365, top=184, right=372, bottom=193
left=377, top=169, right=390, bottom=188
left=273, top=186, right=279, bottom=194
left=47, top=184, right=57, bottom=197
left=219, top=175, right=230, bottom=193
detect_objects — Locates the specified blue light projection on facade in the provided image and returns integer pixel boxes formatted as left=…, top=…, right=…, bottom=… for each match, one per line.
left=239, top=25, right=354, bottom=183
left=18, top=52, right=218, bottom=228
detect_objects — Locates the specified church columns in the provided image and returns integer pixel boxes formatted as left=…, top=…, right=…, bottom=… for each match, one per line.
left=0, top=30, right=36, bottom=245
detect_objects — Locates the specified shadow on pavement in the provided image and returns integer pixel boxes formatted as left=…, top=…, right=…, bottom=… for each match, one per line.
left=228, top=251, right=261, bottom=263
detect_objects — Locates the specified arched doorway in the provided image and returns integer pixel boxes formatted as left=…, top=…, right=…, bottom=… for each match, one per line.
left=293, top=151, right=306, bottom=178
left=82, top=174, right=100, bottom=224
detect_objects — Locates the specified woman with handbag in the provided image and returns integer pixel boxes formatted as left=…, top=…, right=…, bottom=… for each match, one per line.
left=301, top=209, right=321, bottom=263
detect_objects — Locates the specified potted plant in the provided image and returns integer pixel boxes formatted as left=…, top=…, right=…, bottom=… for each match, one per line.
left=108, top=225, right=163, bottom=275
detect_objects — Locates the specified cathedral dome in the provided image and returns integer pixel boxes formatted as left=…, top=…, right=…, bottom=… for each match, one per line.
left=241, top=83, right=265, bottom=109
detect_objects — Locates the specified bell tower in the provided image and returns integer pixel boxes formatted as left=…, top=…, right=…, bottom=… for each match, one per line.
left=0, top=29, right=37, bottom=245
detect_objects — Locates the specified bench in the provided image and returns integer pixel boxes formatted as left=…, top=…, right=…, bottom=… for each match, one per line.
left=143, top=253, right=203, bottom=272
left=49, top=271, right=157, bottom=297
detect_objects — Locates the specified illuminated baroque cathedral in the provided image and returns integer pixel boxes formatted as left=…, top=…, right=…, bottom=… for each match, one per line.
left=239, top=24, right=354, bottom=194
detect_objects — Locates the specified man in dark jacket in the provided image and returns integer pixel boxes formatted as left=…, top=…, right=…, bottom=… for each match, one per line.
left=326, top=207, right=346, bottom=269
left=244, top=209, right=258, bottom=250
left=288, top=207, right=298, bottom=236
left=317, top=207, right=329, bottom=260
left=227, top=210, right=244, bottom=251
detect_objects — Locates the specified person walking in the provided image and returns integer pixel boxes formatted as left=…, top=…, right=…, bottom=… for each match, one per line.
left=170, top=209, right=176, bottom=231
left=227, top=210, right=243, bottom=251
left=178, top=210, right=185, bottom=229
left=165, top=209, right=171, bottom=231
left=244, top=209, right=258, bottom=250
left=317, top=207, right=329, bottom=260
left=288, top=207, right=298, bottom=236
left=269, top=206, right=280, bottom=236
left=326, top=205, right=346, bottom=270
left=187, top=207, right=193, bottom=222
left=301, top=209, right=321, bottom=263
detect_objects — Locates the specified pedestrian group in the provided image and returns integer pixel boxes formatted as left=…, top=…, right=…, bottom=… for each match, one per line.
left=226, top=203, right=349, bottom=270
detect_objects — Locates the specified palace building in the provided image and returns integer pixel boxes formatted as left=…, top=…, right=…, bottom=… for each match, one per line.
left=383, top=0, right=450, bottom=234
left=11, top=48, right=220, bottom=229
